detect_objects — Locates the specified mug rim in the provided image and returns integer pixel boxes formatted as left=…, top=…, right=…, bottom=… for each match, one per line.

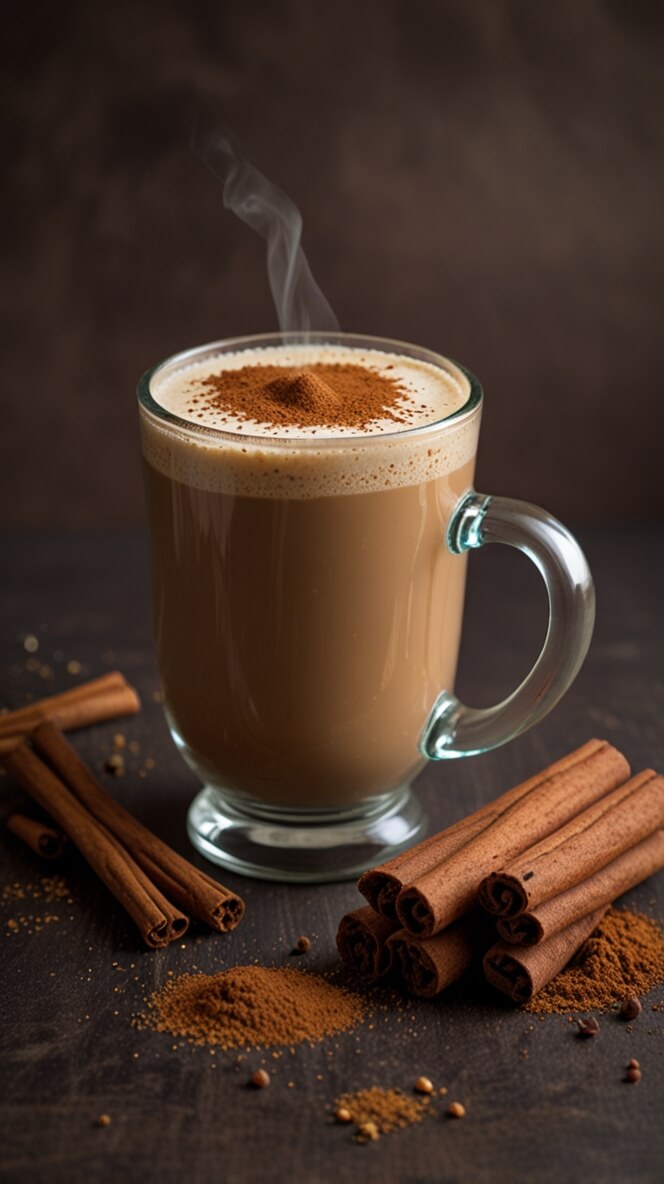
left=136, top=331, right=483, bottom=451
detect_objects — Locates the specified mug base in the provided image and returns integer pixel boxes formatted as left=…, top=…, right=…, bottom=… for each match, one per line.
left=187, top=784, right=425, bottom=883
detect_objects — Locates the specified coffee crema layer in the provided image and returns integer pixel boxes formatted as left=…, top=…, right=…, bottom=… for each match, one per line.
left=143, top=344, right=479, bottom=499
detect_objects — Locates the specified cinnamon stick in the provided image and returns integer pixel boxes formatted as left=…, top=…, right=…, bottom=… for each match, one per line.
left=357, top=811, right=495, bottom=921
left=0, top=672, right=140, bottom=750
left=335, top=905, right=399, bottom=979
left=31, top=722, right=244, bottom=932
left=496, top=830, right=664, bottom=946
left=395, top=740, right=629, bottom=938
left=6, top=812, right=67, bottom=859
left=483, top=906, right=608, bottom=1004
left=479, top=770, right=664, bottom=920
left=1, top=741, right=188, bottom=947
left=387, top=917, right=479, bottom=998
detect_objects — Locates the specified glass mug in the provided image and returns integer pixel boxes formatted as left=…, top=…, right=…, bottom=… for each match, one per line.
left=137, top=333, right=594, bottom=881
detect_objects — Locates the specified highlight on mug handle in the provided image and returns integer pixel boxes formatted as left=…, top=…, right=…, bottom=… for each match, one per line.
left=420, top=492, right=596, bottom=760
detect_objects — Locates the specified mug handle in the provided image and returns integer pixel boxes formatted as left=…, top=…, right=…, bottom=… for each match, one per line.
left=421, top=491, right=595, bottom=760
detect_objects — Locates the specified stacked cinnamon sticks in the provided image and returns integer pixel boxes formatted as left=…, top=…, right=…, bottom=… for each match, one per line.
left=337, top=740, right=664, bottom=1004
left=1, top=675, right=244, bottom=947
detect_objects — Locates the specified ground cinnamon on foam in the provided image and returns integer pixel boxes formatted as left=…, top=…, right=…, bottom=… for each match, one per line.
left=188, top=363, right=415, bottom=431
left=140, top=965, right=365, bottom=1048
left=525, top=908, right=664, bottom=1014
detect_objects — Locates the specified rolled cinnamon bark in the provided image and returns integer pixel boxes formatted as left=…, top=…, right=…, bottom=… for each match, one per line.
left=43, top=684, right=140, bottom=735
left=479, top=770, right=664, bottom=920
left=2, top=742, right=189, bottom=947
left=396, top=740, right=629, bottom=938
left=387, top=917, right=479, bottom=998
left=336, top=905, right=399, bottom=978
left=483, top=906, right=608, bottom=1004
left=0, top=672, right=140, bottom=750
left=358, top=811, right=494, bottom=921
left=31, top=722, right=244, bottom=932
left=6, top=812, right=67, bottom=859
left=496, top=829, right=664, bottom=946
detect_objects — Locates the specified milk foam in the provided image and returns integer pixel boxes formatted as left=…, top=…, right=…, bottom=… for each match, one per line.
left=141, top=343, right=480, bottom=498
left=152, top=344, right=468, bottom=437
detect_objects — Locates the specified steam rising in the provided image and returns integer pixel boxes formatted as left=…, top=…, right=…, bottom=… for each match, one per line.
left=192, top=109, right=338, bottom=334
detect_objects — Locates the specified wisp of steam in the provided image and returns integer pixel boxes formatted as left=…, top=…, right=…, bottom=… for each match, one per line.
left=192, top=108, right=338, bottom=335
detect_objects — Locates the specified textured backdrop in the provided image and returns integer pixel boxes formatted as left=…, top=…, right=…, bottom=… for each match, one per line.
left=2, top=0, right=662, bottom=526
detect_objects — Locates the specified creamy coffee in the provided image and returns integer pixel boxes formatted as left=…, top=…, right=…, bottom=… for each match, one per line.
left=140, top=342, right=479, bottom=809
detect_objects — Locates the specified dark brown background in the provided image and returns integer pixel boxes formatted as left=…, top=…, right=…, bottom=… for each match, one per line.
left=2, top=0, right=663, bottom=528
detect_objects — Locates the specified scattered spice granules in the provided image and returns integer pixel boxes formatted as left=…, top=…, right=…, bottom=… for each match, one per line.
left=2, top=874, right=76, bottom=936
left=334, top=1087, right=431, bottom=1140
left=447, top=1101, right=466, bottom=1119
left=139, top=965, right=365, bottom=1049
left=525, top=909, right=664, bottom=1014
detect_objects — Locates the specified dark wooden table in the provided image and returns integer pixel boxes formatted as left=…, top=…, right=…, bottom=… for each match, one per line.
left=1, top=527, right=662, bottom=1184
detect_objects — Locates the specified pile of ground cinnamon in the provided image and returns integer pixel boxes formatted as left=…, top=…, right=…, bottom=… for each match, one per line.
left=525, top=908, right=664, bottom=1014
left=334, top=1087, right=431, bottom=1141
left=190, top=362, right=414, bottom=431
left=140, top=965, right=365, bottom=1049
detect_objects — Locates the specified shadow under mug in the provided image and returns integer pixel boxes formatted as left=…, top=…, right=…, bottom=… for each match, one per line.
left=137, top=332, right=595, bottom=882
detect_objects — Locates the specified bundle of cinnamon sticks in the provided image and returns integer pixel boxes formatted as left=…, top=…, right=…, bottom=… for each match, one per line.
left=1, top=674, right=244, bottom=947
left=337, top=740, right=664, bottom=1003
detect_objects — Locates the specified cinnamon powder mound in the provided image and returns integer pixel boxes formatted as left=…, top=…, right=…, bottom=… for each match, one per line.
left=525, top=908, right=664, bottom=1014
left=192, top=362, right=412, bottom=431
left=334, top=1086, right=431, bottom=1136
left=265, top=369, right=341, bottom=415
left=141, top=965, right=365, bottom=1049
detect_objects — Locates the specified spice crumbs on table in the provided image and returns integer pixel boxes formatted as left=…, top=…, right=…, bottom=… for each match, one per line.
left=357, top=1121, right=380, bottom=1144
left=625, top=1066, right=642, bottom=1084
left=295, top=935, right=311, bottom=953
left=438, top=1086, right=448, bottom=1097
left=250, top=1069, right=270, bottom=1088
left=333, top=1087, right=431, bottom=1140
left=577, top=1017, right=600, bottom=1038
left=447, top=1102, right=466, bottom=1119
left=414, top=1076, right=434, bottom=1094
left=627, top=1058, right=640, bottom=1070
left=335, top=1107, right=353, bottom=1123
left=95, top=1115, right=111, bottom=1127
left=105, top=753, right=125, bottom=776
left=619, top=996, right=642, bottom=1021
